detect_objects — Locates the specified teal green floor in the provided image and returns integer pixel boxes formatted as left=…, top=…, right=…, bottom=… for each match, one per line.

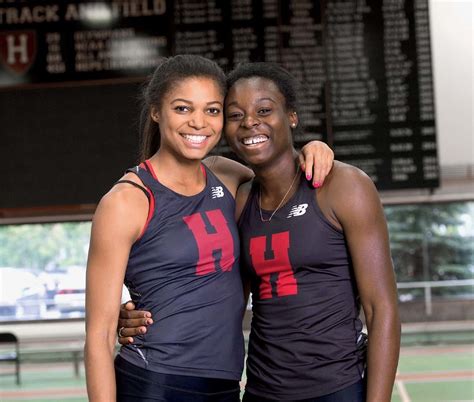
left=1, top=344, right=473, bottom=401
left=392, top=345, right=473, bottom=402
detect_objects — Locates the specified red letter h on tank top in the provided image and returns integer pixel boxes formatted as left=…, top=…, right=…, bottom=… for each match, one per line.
left=183, top=209, right=235, bottom=276
left=249, top=231, right=297, bottom=299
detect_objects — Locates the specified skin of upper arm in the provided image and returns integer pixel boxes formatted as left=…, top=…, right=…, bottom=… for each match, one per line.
left=86, top=184, right=148, bottom=354
left=85, top=185, right=148, bottom=342
left=322, top=163, right=398, bottom=315
left=203, top=156, right=254, bottom=198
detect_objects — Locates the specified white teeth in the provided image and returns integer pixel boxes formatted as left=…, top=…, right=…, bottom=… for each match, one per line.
left=182, top=134, right=207, bottom=144
left=242, top=135, right=268, bottom=145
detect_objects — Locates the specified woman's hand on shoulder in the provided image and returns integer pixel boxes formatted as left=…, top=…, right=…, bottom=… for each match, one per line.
left=299, top=141, right=334, bottom=188
left=203, top=155, right=254, bottom=198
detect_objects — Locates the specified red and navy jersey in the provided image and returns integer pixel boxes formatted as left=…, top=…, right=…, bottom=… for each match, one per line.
left=119, top=161, right=245, bottom=381
left=238, top=175, right=366, bottom=400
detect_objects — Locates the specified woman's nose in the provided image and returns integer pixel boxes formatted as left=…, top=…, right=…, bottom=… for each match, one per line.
left=189, top=112, right=206, bottom=129
left=242, top=115, right=260, bottom=129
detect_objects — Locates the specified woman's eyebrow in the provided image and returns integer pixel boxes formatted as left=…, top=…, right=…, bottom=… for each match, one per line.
left=171, top=99, right=223, bottom=106
left=256, top=97, right=276, bottom=104
left=226, top=97, right=276, bottom=108
left=171, top=98, right=192, bottom=104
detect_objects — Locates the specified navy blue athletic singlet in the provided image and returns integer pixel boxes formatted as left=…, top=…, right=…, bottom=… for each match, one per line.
left=238, top=174, right=366, bottom=400
left=119, top=163, right=245, bottom=381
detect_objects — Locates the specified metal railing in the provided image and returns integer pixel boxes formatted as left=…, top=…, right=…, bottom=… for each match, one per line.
left=397, top=279, right=474, bottom=315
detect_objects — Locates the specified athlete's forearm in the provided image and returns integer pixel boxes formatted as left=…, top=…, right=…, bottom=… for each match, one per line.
left=365, top=305, right=401, bottom=402
left=85, top=336, right=117, bottom=402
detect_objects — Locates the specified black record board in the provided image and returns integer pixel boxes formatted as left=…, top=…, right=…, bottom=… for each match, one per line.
left=0, top=0, right=439, bottom=211
left=0, top=0, right=170, bottom=85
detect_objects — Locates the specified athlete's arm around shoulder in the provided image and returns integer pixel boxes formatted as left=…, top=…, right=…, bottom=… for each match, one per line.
left=85, top=173, right=148, bottom=402
left=318, top=162, right=401, bottom=402
left=203, top=155, right=254, bottom=198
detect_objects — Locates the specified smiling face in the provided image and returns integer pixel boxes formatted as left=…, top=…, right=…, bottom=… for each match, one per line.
left=224, top=77, right=297, bottom=167
left=151, top=76, right=224, bottom=161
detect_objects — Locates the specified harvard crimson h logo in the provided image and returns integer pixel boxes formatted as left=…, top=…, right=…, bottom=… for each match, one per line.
left=0, top=31, right=37, bottom=75
left=249, top=231, right=298, bottom=299
left=183, top=209, right=235, bottom=276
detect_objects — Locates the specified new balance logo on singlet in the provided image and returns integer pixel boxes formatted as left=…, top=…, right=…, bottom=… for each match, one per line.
left=211, top=186, right=224, bottom=198
left=287, top=203, right=308, bottom=218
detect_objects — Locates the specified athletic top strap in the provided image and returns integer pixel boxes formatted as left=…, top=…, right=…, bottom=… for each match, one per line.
left=115, top=179, right=150, bottom=200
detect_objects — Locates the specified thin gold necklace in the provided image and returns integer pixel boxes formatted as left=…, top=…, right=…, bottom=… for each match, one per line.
left=259, top=169, right=300, bottom=222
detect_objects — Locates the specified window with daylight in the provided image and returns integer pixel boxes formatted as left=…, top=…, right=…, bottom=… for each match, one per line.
left=0, top=200, right=472, bottom=322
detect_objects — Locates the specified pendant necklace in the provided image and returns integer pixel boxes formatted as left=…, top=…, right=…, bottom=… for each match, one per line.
left=259, top=169, right=300, bottom=222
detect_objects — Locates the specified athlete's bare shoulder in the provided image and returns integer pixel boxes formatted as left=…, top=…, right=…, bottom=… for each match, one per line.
left=315, top=161, right=380, bottom=225
left=102, top=172, right=147, bottom=205
left=325, top=161, right=371, bottom=186
left=93, top=172, right=149, bottom=241
left=321, top=161, right=375, bottom=199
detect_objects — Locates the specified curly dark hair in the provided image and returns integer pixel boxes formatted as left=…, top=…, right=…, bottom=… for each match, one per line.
left=226, top=62, right=300, bottom=113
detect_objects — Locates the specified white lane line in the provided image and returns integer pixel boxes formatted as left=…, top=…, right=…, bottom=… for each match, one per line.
left=396, top=379, right=411, bottom=402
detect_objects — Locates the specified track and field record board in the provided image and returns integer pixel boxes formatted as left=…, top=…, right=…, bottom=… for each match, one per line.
left=0, top=0, right=439, bottom=212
